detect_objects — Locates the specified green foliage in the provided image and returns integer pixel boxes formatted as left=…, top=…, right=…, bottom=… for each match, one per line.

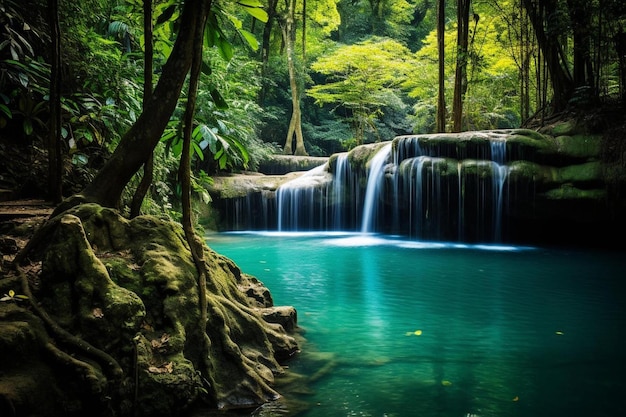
left=302, top=118, right=352, bottom=155
left=335, top=0, right=424, bottom=45
left=405, top=7, right=521, bottom=132
left=307, top=36, right=415, bottom=145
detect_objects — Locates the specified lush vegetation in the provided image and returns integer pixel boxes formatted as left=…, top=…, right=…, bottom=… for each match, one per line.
left=1, top=0, right=625, bottom=218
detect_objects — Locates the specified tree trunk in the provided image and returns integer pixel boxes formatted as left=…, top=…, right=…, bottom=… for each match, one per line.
left=47, top=0, right=62, bottom=204
left=282, top=0, right=307, bottom=156
left=567, top=0, right=594, bottom=90
left=522, top=0, right=574, bottom=113
left=179, top=0, right=211, bottom=385
left=130, top=0, right=155, bottom=218
left=452, top=0, right=470, bottom=132
left=436, top=0, right=446, bottom=133
left=79, top=0, right=208, bottom=208
left=259, top=0, right=278, bottom=105
left=519, top=0, right=531, bottom=122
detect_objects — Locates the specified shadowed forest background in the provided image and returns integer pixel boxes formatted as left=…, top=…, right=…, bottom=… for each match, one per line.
left=1, top=0, right=625, bottom=218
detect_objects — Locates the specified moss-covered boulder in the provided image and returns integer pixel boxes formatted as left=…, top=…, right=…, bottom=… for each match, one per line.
left=0, top=204, right=299, bottom=417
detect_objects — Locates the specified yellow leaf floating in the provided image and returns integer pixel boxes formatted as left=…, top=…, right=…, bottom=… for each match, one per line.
left=512, top=396, right=519, bottom=402
left=414, top=330, right=423, bottom=336
left=555, top=331, right=564, bottom=335
left=441, top=380, right=452, bottom=386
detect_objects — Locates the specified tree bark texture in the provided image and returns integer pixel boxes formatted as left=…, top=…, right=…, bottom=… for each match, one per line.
left=47, top=0, right=62, bottom=203
left=436, top=0, right=446, bottom=133
left=81, top=0, right=209, bottom=208
left=282, top=0, right=307, bottom=156
left=130, top=0, right=155, bottom=218
left=452, top=0, right=470, bottom=132
left=522, top=0, right=574, bottom=112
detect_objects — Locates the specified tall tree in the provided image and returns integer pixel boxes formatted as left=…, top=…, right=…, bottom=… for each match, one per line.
left=522, top=0, right=574, bottom=112
left=436, top=0, right=446, bottom=132
left=179, top=0, right=211, bottom=381
left=281, top=0, right=308, bottom=155
left=259, top=0, right=279, bottom=105
left=47, top=0, right=62, bottom=203
left=130, top=0, right=155, bottom=218
left=452, top=0, right=470, bottom=132
left=567, top=0, right=594, bottom=90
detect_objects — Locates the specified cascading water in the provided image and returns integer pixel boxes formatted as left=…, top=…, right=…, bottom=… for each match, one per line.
left=360, top=144, right=392, bottom=233
left=276, top=164, right=331, bottom=231
left=226, top=132, right=525, bottom=243
left=490, top=139, right=509, bottom=241
left=331, top=153, right=352, bottom=230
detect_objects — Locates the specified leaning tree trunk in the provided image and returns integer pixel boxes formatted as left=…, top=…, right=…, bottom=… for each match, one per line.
left=77, top=0, right=209, bottom=209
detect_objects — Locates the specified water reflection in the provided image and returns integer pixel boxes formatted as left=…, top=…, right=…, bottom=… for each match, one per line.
left=206, top=232, right=626, bottom=417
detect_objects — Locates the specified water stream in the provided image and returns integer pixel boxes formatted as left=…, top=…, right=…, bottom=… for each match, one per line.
left=206, top=232, right=626, bottom=417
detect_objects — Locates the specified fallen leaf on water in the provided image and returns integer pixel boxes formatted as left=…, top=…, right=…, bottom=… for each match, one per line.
left=513, top=396, right=519, bottom=402
left=441, top=380, right=452, bottom=386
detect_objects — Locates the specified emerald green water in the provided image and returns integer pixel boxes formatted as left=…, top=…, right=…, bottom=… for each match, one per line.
left=206, top=232, right=626, bottom=417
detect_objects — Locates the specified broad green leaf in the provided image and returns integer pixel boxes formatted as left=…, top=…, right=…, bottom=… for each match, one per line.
left=237, top=0, right=269, bottom=22
left=201, top=60, right=212, bottom=76
left=18, top=72, right=29, bottom=88
left=199, top=189, right=211, bottom=204
left=0, top=104, right=12, bottom=118
left=241, top=7, right=268, bottom=23
left=210, top=89, right=228, bottom=110
left=192, top=141, right=205, bottom=161
left=216, top=36, right=234, bottom=62
left=237, top=0, right=264, bottom=6
left=156, top=5, right=177, bottom=26
left=239, top=29, right=259, bottom=51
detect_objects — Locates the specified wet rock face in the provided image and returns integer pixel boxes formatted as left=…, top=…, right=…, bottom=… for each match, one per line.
left=0, top=204, right=299, bottom=417
left=209, top=127, right=626, bottom=248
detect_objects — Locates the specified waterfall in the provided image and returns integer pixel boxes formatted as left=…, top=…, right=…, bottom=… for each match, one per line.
left=331, top=153, right=351, bottom=230
left=490, top=139, right=509, bottom=241
left=276, top=164, right=331, bottom=231
left=361, top=144, right=392, bottom=233
left=222, top=132, right=525, bottom=243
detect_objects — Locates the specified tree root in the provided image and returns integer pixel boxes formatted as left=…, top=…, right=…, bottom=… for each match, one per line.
left=16, top=266, right=123, bottom=380
left=43, top=341, right=107, bottom=394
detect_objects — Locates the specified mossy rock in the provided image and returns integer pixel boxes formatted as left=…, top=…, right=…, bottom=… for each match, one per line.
left=0, top=204, right=299, bottom=417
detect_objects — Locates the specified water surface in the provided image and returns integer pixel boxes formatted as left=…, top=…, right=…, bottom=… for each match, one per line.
left=206, top=232, right=626, bottom=417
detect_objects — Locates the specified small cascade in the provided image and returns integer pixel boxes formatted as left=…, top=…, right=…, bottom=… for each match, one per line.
left=331, top=153, right=357, bottom=230
left=361, top=144, right=392, bottom=233
left=490, top=139, right=509, bottom=241
left=276, top=164, right=332, bottom=231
